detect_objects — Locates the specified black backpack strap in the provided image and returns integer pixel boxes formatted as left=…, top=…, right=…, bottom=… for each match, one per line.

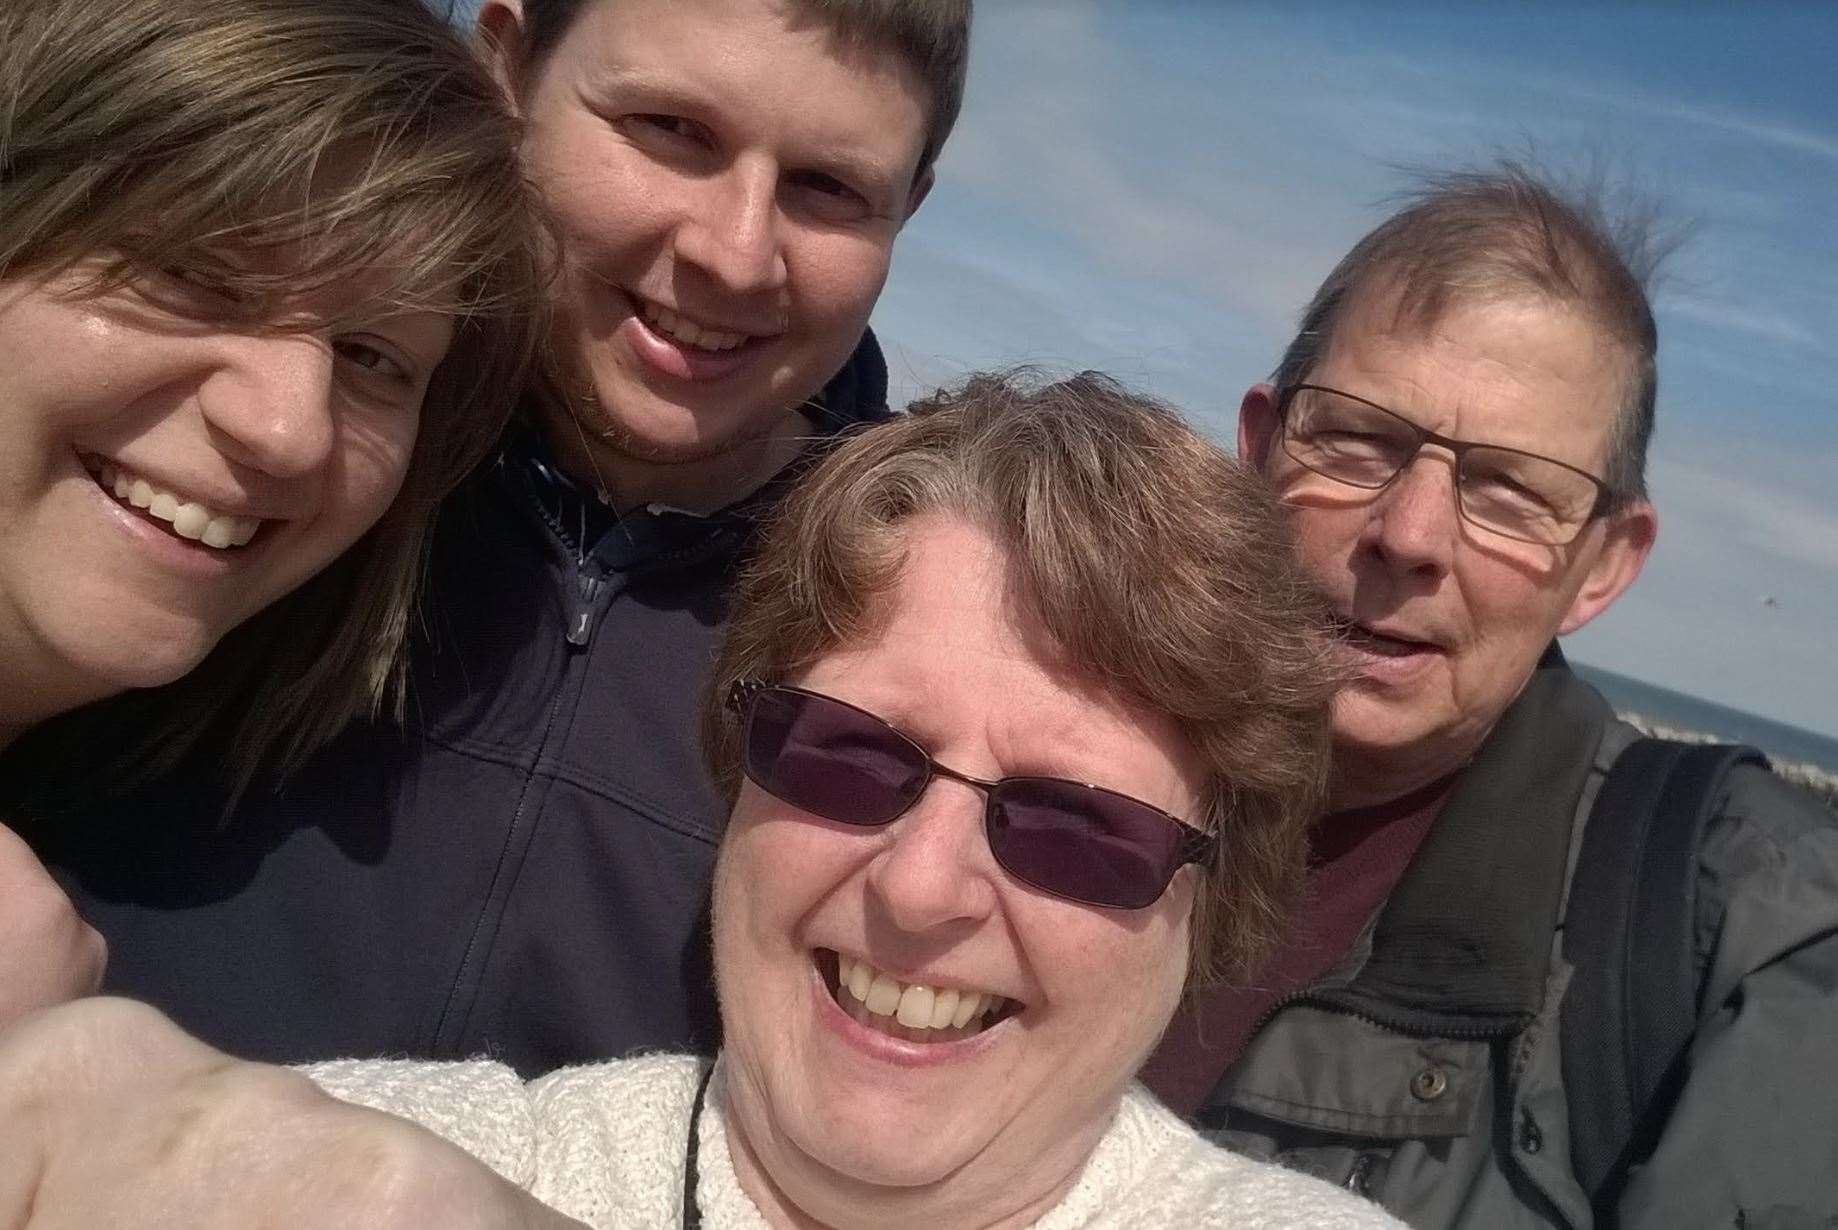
left=1561, top=738, right=1766, bottom=1222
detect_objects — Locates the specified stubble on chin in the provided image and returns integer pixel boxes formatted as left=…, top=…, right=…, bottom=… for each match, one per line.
left=542, top=324, right=817, bottom=472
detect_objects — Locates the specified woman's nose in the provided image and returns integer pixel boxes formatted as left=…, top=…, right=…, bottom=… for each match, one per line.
left=864, top=779, right=1000, bottom=935
left=196, top=333, right=337, bottom=479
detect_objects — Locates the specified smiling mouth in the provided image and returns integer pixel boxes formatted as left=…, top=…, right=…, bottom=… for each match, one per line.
left=83, top=455, right=265, bottom=550
left=636, top=297, right=763, bottom=354
left=818, top=949, right=1016, bottom=1044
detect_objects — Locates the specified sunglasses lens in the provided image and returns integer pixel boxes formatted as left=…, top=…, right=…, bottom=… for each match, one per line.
left=743, top=688, right=926, bottom=825
left=988, top=779, right=1186, bottom=909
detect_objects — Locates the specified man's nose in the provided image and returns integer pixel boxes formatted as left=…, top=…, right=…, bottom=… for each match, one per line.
left=196, top=333, right=337, bottom=479
left=672, top=157, right=789, bottom=298
left=864, top=779, right=999, bottom=936
left=1363, top=450, right=1460, bottom=576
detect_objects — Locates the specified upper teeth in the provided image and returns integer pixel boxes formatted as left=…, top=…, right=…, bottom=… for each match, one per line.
left=837, top=953, right=1005, bottom=1032
left=97, top=462, right=261, bottom=549
left=640, top=301, right=749, bottom=352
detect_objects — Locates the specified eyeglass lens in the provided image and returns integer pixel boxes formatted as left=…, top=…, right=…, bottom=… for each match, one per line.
left=741, top=685, right=1195, bottom=909
left=1282, top=386, right=1602, bottom=545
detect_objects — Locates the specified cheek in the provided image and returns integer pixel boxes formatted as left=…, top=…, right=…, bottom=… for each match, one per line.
left=4, top=311, right=153, bottom=457
left=545, top=171, right=648, bottom=265
left=1450, top=553, right=1561, bottom=643
left=717, top=797, right=869, bottom=948
left=526, top=122, right=668, bottom=268
left=1286, top=508, right=1363, bottom=580
left=321, top=407, right=420, bottom=542
left=790, top=234, right=894, bottom=327
left=1027, top=895, right=1190, bottom=1054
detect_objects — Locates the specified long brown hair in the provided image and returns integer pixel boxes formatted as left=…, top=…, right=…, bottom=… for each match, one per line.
left=0, top=0, right=549, bottom=808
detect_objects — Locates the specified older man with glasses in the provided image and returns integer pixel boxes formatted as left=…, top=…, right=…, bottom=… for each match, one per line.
left=1141, top=166, right=1838, bottom=1229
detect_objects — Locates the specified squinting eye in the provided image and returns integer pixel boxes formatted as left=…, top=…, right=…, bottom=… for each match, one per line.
left=335, top=339, right=414, bottom=385
left=796, top=172, right=854, bottom=200
left=1466, top=471, right=1554, bottom=512
left=139, top=263, right=243, bottom=316
left=632, top=113, right=711, bottom=146
left=786, top=171, right=872, bottom=221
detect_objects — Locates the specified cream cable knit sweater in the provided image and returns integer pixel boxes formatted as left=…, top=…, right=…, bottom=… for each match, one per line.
left=305, top=1054, right=1401, bottom=1229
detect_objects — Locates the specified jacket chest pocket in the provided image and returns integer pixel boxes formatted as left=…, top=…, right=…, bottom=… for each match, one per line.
left=1270, top=1139, right=1397, bottom=1199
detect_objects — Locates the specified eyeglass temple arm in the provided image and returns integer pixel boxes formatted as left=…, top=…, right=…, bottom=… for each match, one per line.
left=726, top=678, right=766, bottom=713
left=1180, top=826, right=1218, bottom=868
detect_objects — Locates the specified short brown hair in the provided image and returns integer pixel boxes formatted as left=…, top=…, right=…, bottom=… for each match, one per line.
left=703, top=370, right=1337, bottom=988
left=511, top=0, right=972, bottom=179
left=0, top=0, right=548, bottom=806
left=1272, top=163, right=1667, bottom=504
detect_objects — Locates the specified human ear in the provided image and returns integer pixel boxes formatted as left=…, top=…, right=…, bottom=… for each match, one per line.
left=1237, top=383, right=1281, bottom=471
left=476, top=1, right=530, bottom=110
left=1558, top=499, right=1658, bottom=635
left=902, top=165, right=936, bottom=224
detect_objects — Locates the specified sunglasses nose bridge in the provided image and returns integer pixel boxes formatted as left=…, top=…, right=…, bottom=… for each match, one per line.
left=923, top=757, right=1000, bottom=801
left=865, top=763, right=1004, bottom=934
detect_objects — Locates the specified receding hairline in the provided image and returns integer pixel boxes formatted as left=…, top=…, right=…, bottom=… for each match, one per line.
left=1321, top=271, right=1645, bottom=426
left=1270, top=162, right=1669, bottom=503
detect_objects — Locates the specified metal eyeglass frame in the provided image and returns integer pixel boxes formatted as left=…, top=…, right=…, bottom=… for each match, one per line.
left=1276, top=382, right=1615, bottom=546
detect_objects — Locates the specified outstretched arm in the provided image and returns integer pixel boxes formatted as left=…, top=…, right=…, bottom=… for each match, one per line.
left=0, top=998, right=586, bottom=1230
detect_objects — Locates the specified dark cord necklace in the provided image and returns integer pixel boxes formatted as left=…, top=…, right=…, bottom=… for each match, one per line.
left=682, top=1061, right=715, bottom=1230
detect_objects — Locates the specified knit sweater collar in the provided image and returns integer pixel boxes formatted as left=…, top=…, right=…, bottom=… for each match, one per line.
left=695, top=1062, right=1188, bottom=1229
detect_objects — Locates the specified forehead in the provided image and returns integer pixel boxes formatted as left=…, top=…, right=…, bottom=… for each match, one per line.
left=1316, top=285, right=1629, bottom=470
left=792, top=516, right=1206, bottom=811
left=554, top=0, right=930, bottom=158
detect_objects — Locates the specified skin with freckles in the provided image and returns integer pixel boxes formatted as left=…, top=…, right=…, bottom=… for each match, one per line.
left=480, top=0, right=933, bottom=512
left=0, top=262, right=452, bottom=729
left=712, top=514, right=1205, bottom=1230
left=1239, top=289, right=1657, bottom=808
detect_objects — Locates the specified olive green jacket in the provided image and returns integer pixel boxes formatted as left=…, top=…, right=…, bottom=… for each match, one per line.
left=1198, top=652, right=1838, bottom=1229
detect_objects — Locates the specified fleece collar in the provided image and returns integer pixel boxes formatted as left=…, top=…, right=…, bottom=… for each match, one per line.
left=1318, top=645, right=1613, bottom=1035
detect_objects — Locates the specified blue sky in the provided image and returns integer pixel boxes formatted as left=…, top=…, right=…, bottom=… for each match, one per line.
left=871, top=2, right=1838, bottom=737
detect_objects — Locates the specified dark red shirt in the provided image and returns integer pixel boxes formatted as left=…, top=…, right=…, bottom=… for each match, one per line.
left=1140, top=775, right=1454, bottom=1115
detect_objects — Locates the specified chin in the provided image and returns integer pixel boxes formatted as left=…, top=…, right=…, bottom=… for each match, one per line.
left=806, top=1123, right=971, bottom=1191
left=64, top=623, right=218, bottom=696
left=1329, top=689, right=1434, bottom=757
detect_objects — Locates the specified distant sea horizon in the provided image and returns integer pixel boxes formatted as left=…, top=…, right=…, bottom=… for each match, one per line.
left=1574, top=662, right=1838, bottom=773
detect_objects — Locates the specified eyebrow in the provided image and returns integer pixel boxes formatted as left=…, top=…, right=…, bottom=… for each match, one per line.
left=580, top=67, right=910, bottom=197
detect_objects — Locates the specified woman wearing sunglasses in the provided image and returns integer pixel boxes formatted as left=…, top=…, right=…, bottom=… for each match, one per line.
left=0, top=0, right=543, bottom=1019
left=303, top=370, right=1399, bottom=1227
left=0, top=372, right=1399, bottom=1227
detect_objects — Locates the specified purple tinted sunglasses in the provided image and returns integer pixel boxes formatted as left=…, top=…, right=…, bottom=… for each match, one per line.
left=730, top=681, right=1214, bottom=910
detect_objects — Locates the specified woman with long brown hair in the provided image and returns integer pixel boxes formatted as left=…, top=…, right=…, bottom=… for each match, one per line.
left=0, top=0, right=548, bottom=1015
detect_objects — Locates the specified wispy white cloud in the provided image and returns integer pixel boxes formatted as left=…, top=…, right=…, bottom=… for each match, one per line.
left=1518, top=74, right=1838, bottom=166
left=1661, top=292, right=1822, bottom=349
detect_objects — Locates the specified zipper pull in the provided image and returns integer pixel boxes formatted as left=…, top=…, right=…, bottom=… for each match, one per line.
left=567, top=572, right=605, bottom=647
